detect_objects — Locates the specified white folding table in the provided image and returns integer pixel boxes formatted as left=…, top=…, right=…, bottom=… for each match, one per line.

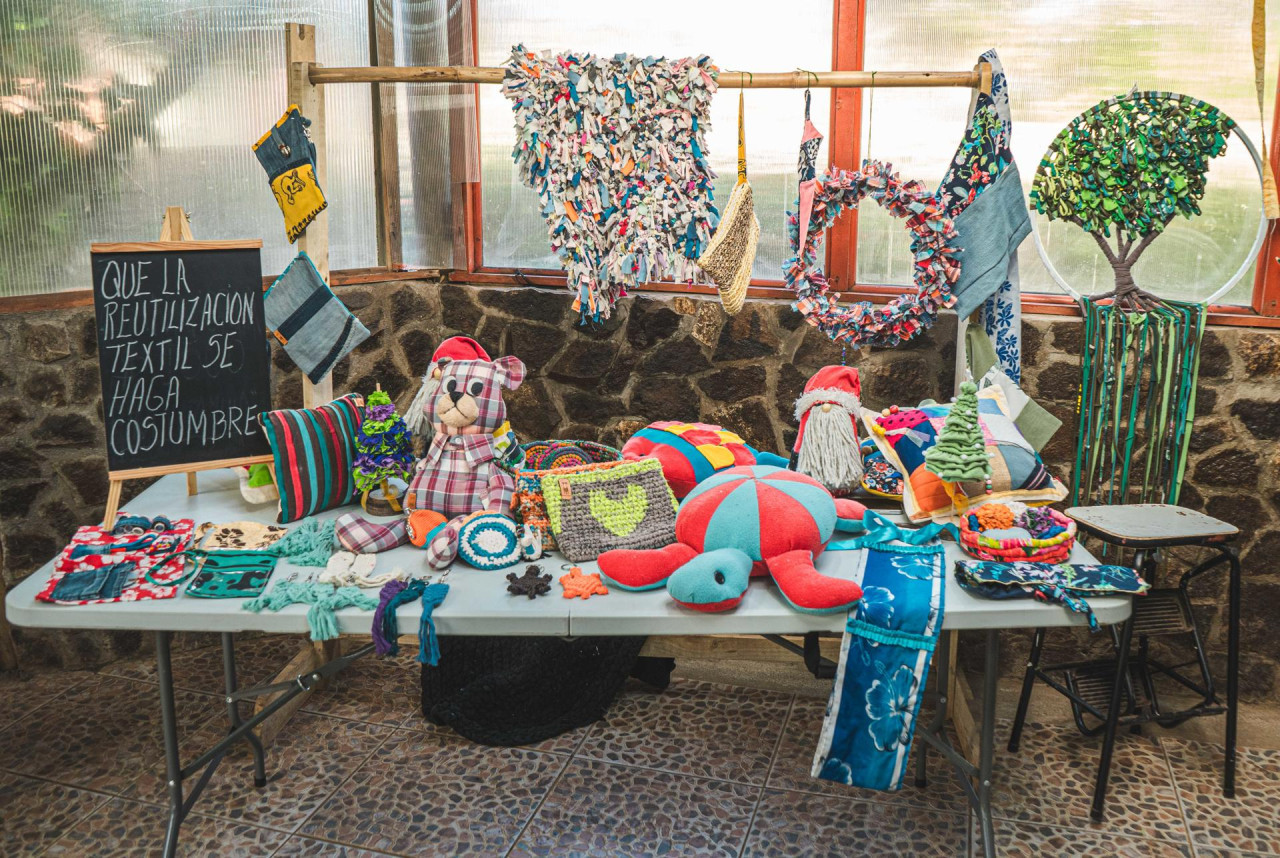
left=5, top=471, right=1131, bottom=858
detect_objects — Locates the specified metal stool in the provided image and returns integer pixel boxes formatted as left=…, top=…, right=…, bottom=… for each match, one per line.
left=1005, top=504, right=1241, bottom=822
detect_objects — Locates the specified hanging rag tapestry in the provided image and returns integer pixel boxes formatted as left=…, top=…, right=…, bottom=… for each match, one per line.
left=783, top=162, right=961, bottom=347
left=935, top=50, right=1026, bottom=381
left=813, top=516, right=951, bottom=790
left=1072, top=297, right=1204, bottom=507
left=502, top=47, right=720, bottom=322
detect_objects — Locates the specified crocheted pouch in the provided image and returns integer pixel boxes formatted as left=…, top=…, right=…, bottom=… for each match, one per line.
left=541, top=458, right=677, bottom=563
left=185, top=550, right=278, bottom=599
left=513, top=441, right=622, bottom=553
left=697, top=89, right=758, bottom=315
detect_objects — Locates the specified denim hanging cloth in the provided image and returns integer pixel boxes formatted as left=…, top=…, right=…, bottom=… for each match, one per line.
left=936, top=50, right=1026, bottom=382
left=813, top=515, right=953, bottom=790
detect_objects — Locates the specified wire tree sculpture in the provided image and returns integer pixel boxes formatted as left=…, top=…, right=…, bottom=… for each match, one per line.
left=1029, top=92, right=1234, bottom=311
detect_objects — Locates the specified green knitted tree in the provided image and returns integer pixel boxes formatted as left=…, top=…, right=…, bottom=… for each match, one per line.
left=924, top=382, right=991, bottom=482
left=354, top=387, right=415, bottom=512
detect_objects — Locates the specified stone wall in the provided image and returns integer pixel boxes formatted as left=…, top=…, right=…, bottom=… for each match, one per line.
left=2, top=278, right=1278, bottom=699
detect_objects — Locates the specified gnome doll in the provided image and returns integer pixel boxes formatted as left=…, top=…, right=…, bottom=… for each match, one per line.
left=791, top=365, right=864, bottom=496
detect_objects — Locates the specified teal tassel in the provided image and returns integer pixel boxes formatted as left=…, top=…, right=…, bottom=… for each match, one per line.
left=243, top=581, right=376, bottom=641
left=416, top=583, right=450, bottom=666
left=267, top=519, right=337, bottom=567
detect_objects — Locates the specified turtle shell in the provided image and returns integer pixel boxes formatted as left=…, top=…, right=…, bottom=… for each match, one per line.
left=676, top=465, right=837, bottom=562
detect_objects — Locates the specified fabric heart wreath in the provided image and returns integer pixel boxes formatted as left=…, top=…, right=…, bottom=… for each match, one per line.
left=783, top=161, right=961, bottom=348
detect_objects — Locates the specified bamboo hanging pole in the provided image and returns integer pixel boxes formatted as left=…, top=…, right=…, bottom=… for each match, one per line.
left=309, top=65, right=987, bottom=89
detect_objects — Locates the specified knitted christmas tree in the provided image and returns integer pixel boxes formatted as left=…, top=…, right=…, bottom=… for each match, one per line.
left=923, top=382, right=991, bottom=483
left=354, top=386, right=415, bottom=512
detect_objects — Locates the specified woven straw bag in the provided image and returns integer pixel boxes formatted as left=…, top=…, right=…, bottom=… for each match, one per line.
left=697, top=87, right=759, bottom=315
left=512, top=441, right=622, bottom=553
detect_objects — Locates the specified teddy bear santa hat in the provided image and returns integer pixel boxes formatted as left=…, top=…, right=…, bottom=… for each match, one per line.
left=792, top=365, right=864, bottom=495
left=404, top=336, right=491, bottom=436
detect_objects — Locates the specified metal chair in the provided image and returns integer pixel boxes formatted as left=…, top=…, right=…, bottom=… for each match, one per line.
left=1005, top=504, right=1241, bottom=821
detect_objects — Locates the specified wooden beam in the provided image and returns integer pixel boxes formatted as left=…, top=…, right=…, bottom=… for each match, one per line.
left=286, top=23, right=333, bottom=409
left=446, top=4, right=476, bottom=272
left=367, top=0, right=402, bottom=267
left=0, top=577, right=20, bottom=672
left=311, top=66, right=986, bottom=90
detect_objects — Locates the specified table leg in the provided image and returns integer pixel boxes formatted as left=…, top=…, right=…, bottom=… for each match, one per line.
left=155, top=631, right=184, bottom=858
left=221, top=633, right=267, bottom=788
left=1225, top=546, right=1240, bottom=798
left=976, top=629, right=999, bottom=858
left=1091, top=606, right=1135, bottom=822
left=1007, top=627, right=1044, bottom=753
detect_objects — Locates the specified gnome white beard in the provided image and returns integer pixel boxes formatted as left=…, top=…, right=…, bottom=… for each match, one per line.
left=796, top=404, right=864, bottom=494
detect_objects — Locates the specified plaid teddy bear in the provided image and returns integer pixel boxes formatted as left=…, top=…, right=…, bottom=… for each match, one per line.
left=336, top=349, right=532, bottom=569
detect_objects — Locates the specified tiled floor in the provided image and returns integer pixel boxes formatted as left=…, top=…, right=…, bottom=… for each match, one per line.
left=1, top=636, right=1275, bottom=857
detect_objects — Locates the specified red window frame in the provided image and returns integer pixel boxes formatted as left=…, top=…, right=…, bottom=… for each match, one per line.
left=451, top=0, right=1280, bottom=329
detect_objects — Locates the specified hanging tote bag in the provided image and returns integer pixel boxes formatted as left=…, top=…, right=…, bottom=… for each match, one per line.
left=697, top=86, right=759, bottom=315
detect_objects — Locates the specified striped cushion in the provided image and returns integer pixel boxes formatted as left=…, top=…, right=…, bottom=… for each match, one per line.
left=261, top=394, right=364, bottom=523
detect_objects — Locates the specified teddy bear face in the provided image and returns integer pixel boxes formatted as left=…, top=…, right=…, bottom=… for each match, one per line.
left=430, top=356, right=525, bottom=434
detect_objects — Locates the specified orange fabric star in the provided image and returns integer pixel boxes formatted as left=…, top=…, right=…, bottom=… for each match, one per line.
left=559, top=566, right=609, bottom=600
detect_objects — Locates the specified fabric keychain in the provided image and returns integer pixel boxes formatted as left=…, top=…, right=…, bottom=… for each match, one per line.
left=252, top=104, right=327, bottom=243
left=266, top=518, right=337, bottom=567
left=242, top=581, right=378, bottom=641
left=372, top=579, right=424, bottom=656
left=795, top=80, right=824, bottom=257
left=318, top=551, right=404, bottom=588
left=697, top=79, right=759, bottom=316
left=813, top=518, right=947, bottom=791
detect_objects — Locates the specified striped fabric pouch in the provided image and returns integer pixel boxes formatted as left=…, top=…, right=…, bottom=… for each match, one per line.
left=265, top=253, right=370, bottom=384
left=260, top=394, right=364, bottom=523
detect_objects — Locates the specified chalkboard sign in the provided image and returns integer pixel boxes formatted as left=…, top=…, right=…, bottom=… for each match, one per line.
left=90, top=240, right=273, bottom=474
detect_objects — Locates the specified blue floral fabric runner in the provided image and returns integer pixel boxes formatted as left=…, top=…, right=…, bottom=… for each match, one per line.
left=812, top=531, right=946, bottom=791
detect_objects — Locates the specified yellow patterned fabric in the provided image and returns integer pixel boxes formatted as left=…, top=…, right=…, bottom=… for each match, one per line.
left=270, top=164, right=327, bottom=243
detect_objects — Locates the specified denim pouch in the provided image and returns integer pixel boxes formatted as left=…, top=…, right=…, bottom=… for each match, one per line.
left=185, top=551, right=278, bottom=599
left=252, top=105, right=326, bottom=243
left=265, top=253, right=370, bottom=384
left=50, top=561, right=136, bottom=602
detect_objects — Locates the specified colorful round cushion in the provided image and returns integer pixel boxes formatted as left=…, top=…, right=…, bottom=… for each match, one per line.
left=457, top=513, right=523, bottom=569
left=622, top=421, right=766, bottom=499
left=677, top=466, right=838, bottom=563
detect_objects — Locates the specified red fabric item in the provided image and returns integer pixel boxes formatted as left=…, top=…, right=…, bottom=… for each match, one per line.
left=598, top=542, right=697, bottom=590
left=430, top=336, right=491, bottom=364
left=766, top=549, right=863, bottom=613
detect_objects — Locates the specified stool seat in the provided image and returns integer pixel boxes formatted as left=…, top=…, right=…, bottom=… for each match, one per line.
left=1065, top=504, right=1237, bottom=548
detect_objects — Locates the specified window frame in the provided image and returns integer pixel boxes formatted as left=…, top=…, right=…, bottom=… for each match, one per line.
left=4, top=0, right=1280, bottom=328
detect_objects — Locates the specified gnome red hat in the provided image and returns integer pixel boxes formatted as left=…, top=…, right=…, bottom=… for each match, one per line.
left=405, top=337, right=494, bottom=436
left=792, top=365, right=864, bottom=495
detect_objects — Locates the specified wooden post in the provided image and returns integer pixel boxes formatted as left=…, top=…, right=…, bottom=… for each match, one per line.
left=0, top=576, right=20, bottom=672
left=286, top=23, right=333, bottom=409
left=367, top=0, right=402, bottom=268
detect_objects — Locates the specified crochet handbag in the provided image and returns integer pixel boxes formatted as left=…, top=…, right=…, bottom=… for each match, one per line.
left=541, top=457, right=678, bottom=563
left=697, top=87, right=758, bottom=315
left=512, top=441, right=622, bottom=553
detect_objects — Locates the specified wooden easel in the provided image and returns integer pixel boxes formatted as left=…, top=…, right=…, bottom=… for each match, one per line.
left=99, top=207, right=273, bottom=526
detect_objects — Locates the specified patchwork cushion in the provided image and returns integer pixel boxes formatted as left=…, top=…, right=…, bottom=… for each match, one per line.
left=261, top=394, right=364, bottom=523
left=265, top=253, right=370, bottom=384
left=863, top=386, right=1066, bottom=522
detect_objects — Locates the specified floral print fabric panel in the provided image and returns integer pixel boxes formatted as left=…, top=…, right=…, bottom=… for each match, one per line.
left=811, top=541, right=944, bottom=790
left=502, top=47, right=720, bottom=322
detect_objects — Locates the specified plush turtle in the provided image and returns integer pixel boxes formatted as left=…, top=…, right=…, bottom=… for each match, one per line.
left=597, top=465, right=867, bottom=613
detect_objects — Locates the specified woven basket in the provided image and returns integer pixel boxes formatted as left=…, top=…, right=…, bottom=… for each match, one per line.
left=513, top=440, right=622, bottom=552
left=959, top=505, right=1076, bottom=563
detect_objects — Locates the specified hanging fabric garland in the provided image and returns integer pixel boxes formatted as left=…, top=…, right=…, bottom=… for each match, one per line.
left=783, top=162, right=961, bottom=348
left=502, top=46, right=720, bottom=323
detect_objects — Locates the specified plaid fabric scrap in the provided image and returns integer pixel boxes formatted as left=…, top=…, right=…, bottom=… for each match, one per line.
left=335, top=513, right=406, bottom=554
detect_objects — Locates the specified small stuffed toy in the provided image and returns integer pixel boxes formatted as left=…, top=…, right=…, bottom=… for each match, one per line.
left=336, top=347, right=535, bottom=569
left=597, top=465, right=867, bottom=614
left=791, top=365, right=864, bottom=496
